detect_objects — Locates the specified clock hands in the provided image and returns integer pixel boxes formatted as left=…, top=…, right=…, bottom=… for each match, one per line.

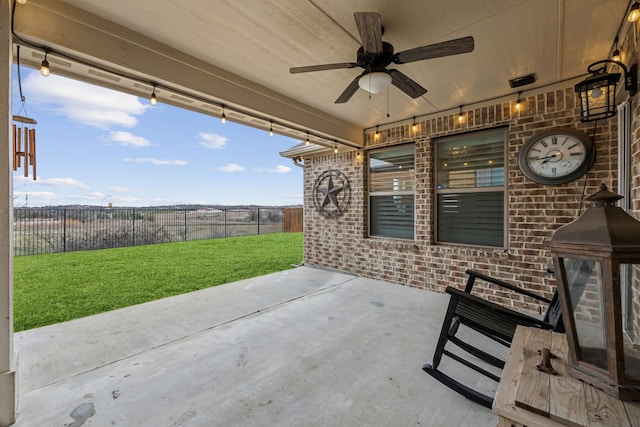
left=540, top=152, right=560, bottom=165
left=530, top=152, right=561, bottom=165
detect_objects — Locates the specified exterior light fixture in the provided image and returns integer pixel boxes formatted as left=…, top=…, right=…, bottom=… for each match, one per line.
left=269, top=120, right=273, bottom=136
left=375, top=125, right=380, bottom=139
left=305, top=132, right=310, bottom=145
left=334, top=145, right=338, bottom=154
left=574, top=59, right=637, bottom=122
left=412, top=117, right=417, bottom=132
left=612, top=37, right=621, bottom=63
left=150, top=85, right=158, bottom=106
left=546, top=184, right=640, bottom=400
left=39, top=50, right=50, bottom=77
left=628, top=1, right=640, bottom=22
left=515, top=92, right=522, bottom=111
left=358, top=71, right=392, bottom=94
left=221, top=106, right=226, bottom=124
left=458, top=106, right=464, bottom=124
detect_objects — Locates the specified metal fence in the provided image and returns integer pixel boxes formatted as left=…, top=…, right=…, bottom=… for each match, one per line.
left=13, top=207, right=286, bottom=256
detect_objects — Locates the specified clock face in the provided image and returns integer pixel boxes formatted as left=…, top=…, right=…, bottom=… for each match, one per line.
left=518, top=129, right=594, bottom=185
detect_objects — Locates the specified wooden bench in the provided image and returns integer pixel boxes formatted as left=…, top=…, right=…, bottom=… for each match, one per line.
left=422, top=269, right=563, bottom=409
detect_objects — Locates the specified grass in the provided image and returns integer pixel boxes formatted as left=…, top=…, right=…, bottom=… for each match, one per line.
left=13, top=232, right=303, bottom=331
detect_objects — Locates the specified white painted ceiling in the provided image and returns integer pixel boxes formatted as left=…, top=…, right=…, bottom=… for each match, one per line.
left=14, top=0, right=633, bottom=135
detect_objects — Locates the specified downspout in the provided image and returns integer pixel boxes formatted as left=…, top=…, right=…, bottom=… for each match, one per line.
left=292, top=156, right=304, bottom=168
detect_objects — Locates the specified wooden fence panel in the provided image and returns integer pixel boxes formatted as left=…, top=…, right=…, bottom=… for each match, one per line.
left=283, top=207, right=303, bottom=232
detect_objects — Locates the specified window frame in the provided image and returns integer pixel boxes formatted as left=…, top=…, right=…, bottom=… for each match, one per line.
left=434, top=127, right=508, bottom=248
left=367, top=143, right=416, bottom=240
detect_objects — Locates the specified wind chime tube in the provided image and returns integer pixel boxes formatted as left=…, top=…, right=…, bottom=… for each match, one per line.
left=12, top=124, right=17, bottom=171
left=23, top=126, right=29, bottom=178
left=15, top=126, right=22, bottom=168
left=30, top=128, right=36, bottom=179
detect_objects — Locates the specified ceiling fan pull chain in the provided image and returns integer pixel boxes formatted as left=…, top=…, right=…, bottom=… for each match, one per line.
left=386, top=86, right=390, bottom=117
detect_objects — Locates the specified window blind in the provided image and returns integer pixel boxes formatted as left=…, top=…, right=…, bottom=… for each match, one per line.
left=369, top=145, right=415, bottom=239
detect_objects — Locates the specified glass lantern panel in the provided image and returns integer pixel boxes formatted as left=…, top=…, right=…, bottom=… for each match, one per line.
left=622, top=263, right=640, bottom=379
left=563, top=258, right=608, bottom=370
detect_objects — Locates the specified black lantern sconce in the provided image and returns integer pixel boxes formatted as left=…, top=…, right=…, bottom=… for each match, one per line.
left=574, top=59, right=637, bottom=122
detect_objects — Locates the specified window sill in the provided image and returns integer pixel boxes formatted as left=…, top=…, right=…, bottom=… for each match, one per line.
left=365, top=237, right=419, bottom=251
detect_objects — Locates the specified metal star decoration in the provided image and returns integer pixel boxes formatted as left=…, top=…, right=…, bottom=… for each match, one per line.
left=312, top=170, right=351, bottom=217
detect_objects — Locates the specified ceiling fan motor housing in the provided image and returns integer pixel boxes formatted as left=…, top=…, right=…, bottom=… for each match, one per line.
left=357, top=41, right=395, bottom=70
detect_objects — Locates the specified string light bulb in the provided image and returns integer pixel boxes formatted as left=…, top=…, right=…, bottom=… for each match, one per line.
left=611, top=37, right=621, bottom=62
left=269, top=120, right=273, bottom=136
left=629, top=1, right=640, bottom=22
left=221, top=106, right=226, bottom=124
left=39, top=50, right=50, bottom=77
left=150, top=85, right=158, bottom=105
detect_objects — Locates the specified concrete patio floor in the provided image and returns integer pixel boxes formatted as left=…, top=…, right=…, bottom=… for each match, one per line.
left=12, top=266, right=498, bottom=426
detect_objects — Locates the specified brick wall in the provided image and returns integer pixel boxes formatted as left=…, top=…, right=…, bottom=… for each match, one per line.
left=302, top=85, right=622, bottom=313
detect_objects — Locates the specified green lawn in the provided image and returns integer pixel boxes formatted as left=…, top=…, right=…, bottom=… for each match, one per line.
left=13, top=232, right=303, bottom=331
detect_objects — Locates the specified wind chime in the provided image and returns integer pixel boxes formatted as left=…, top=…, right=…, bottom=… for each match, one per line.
left=12, top=114, right=37, bottom=180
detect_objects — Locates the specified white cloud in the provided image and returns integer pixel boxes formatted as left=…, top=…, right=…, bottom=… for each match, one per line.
left=23, top=71, right=148, bottom=129
left=256, top=165, right=291, bottom=174
left=218, top=163, right=245, bottom=172
left=199, top=132, right=228, bottom=149
left=108, top=186, right=133, bottom=193
left=109, top=131, right=151, bottom=147
left=123, top=157, right=187, bottom=166
left=13, top=191, right=57, bottom=201
left=25, top=177, right=91, bottom=189
left=77, top=192, right=109, bottom=201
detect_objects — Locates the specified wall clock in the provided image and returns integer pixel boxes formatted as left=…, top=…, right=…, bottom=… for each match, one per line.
left=518, top=128, right=595, bottom=185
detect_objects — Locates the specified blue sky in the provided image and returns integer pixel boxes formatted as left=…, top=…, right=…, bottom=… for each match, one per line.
left=11, top=67, right=303, bottom=207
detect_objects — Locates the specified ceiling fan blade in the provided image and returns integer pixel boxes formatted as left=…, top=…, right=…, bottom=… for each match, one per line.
left=388, top=69, right=427, bottom=98
left=290, top=63, right=358, bottom=74
left=354, top=12, right=383, bottom=54
left=335, top=75, right=362, bottom=104
left=393, top=36, right=474, bottom=64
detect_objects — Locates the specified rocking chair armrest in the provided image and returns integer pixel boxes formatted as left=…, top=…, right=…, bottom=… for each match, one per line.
left=464, top=269, right=551, bottom=304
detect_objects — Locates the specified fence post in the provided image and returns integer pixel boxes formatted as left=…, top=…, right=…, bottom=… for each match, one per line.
left=184, top=209, right=187, bottom=241
left=63, top=209, right=67, bottom=253
left=132, top=208, right=136, bottom=246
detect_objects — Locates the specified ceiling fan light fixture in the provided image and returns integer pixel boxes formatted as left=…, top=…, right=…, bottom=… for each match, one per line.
left=358, top=72, right=392, bottom=94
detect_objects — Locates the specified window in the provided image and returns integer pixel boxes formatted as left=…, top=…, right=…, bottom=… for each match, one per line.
left=369, top=144, right=415, bottom=239
left=435, top=129, right=506, bottom=247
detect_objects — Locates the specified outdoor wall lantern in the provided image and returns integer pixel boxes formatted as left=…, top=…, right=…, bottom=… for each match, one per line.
left=545, top=184, right=640, bottom=400
left=574, top=59, right=637, bottom=122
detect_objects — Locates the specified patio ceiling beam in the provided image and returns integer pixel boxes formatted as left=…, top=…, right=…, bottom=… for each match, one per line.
left=11, top=0, right=363, bottom=147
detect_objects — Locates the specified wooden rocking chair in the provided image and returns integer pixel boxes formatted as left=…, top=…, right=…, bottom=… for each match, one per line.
left=422, top=269, right=564, bottom=409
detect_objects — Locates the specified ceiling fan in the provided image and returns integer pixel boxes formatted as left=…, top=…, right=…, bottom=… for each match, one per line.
left=290, top=12, right=475, bottom=103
